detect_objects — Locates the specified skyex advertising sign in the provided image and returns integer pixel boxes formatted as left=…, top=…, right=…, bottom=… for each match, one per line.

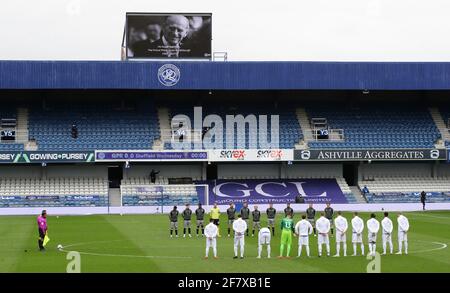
left=0, top=151, right=95, bottom=163
left=208, top=149, right=293, bottom=161
left=294, top=149, right=447, bottom=161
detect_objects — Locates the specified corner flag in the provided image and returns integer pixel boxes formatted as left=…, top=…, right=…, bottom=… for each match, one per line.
left=43, top=234, right=50, bottom=247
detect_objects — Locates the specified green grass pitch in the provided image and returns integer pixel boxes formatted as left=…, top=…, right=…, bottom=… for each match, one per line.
left=0, top=211, right=449, bottom=272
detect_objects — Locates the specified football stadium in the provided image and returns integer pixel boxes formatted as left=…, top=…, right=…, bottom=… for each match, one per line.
left=1, top=1, right=450, bottom=278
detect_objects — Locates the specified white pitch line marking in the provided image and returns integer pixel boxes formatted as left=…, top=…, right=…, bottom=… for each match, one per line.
left=59, top=239, right=192, bottom=259
left=408, top=213, right=450, bottom=220
left=57, top=239, right=446, bottom=260
left=409, top=241, right=447, bottom=254
left=59, top=249, right=193, bottom=259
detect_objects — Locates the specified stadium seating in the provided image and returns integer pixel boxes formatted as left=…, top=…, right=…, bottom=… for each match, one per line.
left=1, top=102, right=446, bottom=151
left=0, top=178, right=108, bottom=207
left=360, top=176, right=450, bottom=203
left=0, top=143, right=24, bottom=151
left=165, top=104, right=302, bottom=149
left=439, top=107, right=450, bottom=147
left=120, top=179, right=201, bottom=206
left=28, top=102, right=160, bottom=151
left=0, top=106, right=24, bottom=151
left=306, top=105, right=441, bottom=149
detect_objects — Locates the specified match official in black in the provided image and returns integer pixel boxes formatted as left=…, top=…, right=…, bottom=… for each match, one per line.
left=420, top=191, right=426, bottom=210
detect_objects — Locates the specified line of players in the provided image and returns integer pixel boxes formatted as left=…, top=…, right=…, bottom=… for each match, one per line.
left=168, top=202, right=410, bottom=259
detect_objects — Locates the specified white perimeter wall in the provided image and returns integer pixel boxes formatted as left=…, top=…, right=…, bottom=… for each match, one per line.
left=2, top=203, right=449, bottom=216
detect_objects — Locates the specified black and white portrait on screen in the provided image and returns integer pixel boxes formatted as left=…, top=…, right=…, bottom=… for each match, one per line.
left=126, top=13, right=212, bottom=59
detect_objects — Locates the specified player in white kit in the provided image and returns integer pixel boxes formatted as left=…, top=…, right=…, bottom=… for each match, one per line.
left=316, top=212, right=331, bottom=257
left=257, top=227, right=271, bottom=258
left=204, top=218, right=218, bottom=259
left=233, top=215, right=248, bottom=259
left=367, top=213, right=380, bottom=257
left=294, top=215, right=313, bottom=257
left=351, top=212, right=365, bottom=256
left=333, top=211, right=348, bottom=257
left=381, top=212, right=394, bottom=255
left=396, top=213, right=410, bottom=255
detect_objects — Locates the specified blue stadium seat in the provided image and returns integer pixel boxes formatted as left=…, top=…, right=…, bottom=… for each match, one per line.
left=307, top=105, right=441, bottom=149
left=27, top=101, right=160, bottom=151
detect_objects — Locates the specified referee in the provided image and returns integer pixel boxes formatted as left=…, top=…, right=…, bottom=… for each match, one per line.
left=210, top=202, right=221, bottom=237
left=37, top=210, right=48, bottom=251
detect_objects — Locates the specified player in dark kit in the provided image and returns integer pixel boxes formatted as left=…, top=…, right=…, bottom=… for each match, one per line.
left=240, top=202, right=250, bottom=236
left=420, top=191, right=426, bottom=210
left=266, top=203, right=276, bottom=236
left=169, top=206, right=179, bottom=238
left=306, top=203, right=317, bottom=236
left=324, top=202, right=334, bottom=235
left=284, top=203, right=294, bottom=218
left=226, top=203, right=236, bottom=237
left=182, top=204, right=193, bottom=238
left=195, top=203, right=205, bottom=237
left=252, top=206, right=261, bottom=237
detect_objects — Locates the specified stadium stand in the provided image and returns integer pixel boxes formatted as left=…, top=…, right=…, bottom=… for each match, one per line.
left=360, top=177, right=450, bottom=203
left=1, top=101, right=447, bottom=151
left=0, top=142, right=24, bottom=151
left=0, top=105, right=24, bottom=151
left=438, top=107, right=450, bottom=147
left=28, top=101, right=160, bottom=151
left=0, top=178, right=108, bottom=207
left=358, top=162, right=450, bottom=203
left=306, top=105, right=441, bottom=149
left=164, top=103, right=302, bottom=149
left=120, top=178, right=201, bottom=206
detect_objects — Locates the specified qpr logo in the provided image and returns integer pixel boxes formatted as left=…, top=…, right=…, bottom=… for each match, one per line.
left=158, top=64, right=180, bottom=87
left=97, top=152, right=106, bottom=160
left=300, top=150, right=311, bottom=160
left=430, top=149, right=440, bottom=159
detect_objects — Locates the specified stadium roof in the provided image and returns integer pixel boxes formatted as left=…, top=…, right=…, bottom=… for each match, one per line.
left=1, top=61, right=450, bottom=90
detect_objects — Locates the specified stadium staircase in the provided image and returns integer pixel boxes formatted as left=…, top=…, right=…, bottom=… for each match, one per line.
left=349, top=186, right=368, bottom=203
left=108, top=188, right=121, bottom=207
left=16, top=107, right=38, bottom=151
left=295, top=108, right=312, bottom=149
left=429, top=107, right=450, bottom=146
left=154, top=107, right=171, bottom=150
left=16, top=108, right=29, bottom=143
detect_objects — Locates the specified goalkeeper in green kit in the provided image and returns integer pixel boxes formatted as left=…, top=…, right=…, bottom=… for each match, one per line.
left=279, top=214, right=295, bottom=258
